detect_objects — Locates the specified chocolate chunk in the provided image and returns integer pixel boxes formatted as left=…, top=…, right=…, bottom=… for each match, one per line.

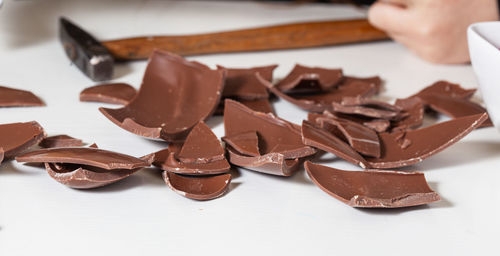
left=224, top=99, right=315, bottom=158
left=0, top=121, right=46, bottom=159
left=275, top=64, right=343, bottom=93
left=162, top=172, right=231, bottom=200
left=226, top=146, right=301, bottom=176
left=160, top=122, right=230, bottom=175
left=392, top=97, right=424, bottom=129
left=415, top=80, right=476, bottom=99
left=0, top=85, right=45, bottom=107
left=80, top=83, right=137, bottom=105
left=301, top=121, right=368, bottom=168
left=366, top=113, right=488, bottom=168
left=304, top=161, right=440, bottom=208
left=222, top=131, right=260, bottom=157
left=16, top=147, right=150, bottom=170
left=331, top=96, right=404, bottom=120
left=39, top=135, right=83, bottom=148
left=311, top=111, right=390, bottom=133
left=217, top=65, right=277, bottom=100
left=45, top=162, right=139, bottom=189
left=100, top=50, right=225, bottom=142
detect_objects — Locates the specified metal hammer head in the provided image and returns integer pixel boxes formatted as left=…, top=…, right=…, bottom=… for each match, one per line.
left=59, top=17, right=114, bottom=81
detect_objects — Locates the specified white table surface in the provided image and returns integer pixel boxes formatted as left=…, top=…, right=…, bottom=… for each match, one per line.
left=1, top=1, right=499, bottom=255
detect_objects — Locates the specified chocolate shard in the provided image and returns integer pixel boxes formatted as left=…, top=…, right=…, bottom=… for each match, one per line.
left=392, top=97, right=424, bottom=129
left=312, top=111, right=391, bottom=133
left=217, top=65, right=277, bottom=100
left=45, top=162, right=139, bottom=189
left=364, top=119, right=391, bottom=132
left=80, top=83, right=137, bottom=105
left=39, top=135, right=83, bottom=148
left=366, top=113, right=488, bottom=168
left=301, top=121, right=369, bottom=168
left=16, top=147, right=150, bottom=170
left=0, top=85, right=45, bottom=107
left=275, top=64, right=343, bottom=93
left=225, top=99, right=315, bottom=158
left=331, top=96, right=404, bottom=120
left=222, top=131, right=260, bottom=157
left=99, top=50, right=225, bottom=142
left=162, top=171, right=231, bottom=200
left=226, top=146, right=301, bottom=176
left=161, top=122, right=230, bottom=175
left=261, top=74, right=381, bottom=112
left=304, top=161, right=440, bottom=208
left=0, top=121, right=46, bottom=159
left=148, top=144, right=182, bottom=168
left=215, top=98, right=274, bottom=115
left=415, top=80, right=476, bottom=99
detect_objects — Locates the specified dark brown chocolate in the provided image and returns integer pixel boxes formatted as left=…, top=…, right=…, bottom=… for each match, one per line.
left=0, top=121, right=46, bottom=159
left=217, top=65, right=277, bottom=100
left=415, top=80, right=476, bottom=99
left=16, top=147, right=150, bottom=170
left=226, top=146, right=301, bottom=176
left=80, top=83, right=137, bottom=105
left=100, top=50, right=225, bottom=142
left=39, top=135, right=83, bottom=148
left=301, top=121, right=368, bottom=168
left=0, top=85, right=45, bottom=107
left=275, top=64, right=343, bottom=93
left=366, top=113, right=488, bottom=168
left=162, top=171, right=231, bottom=200
left=304, top=161, right=440, bottom=208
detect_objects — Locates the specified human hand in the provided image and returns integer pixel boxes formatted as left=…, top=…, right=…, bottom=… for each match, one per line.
left=368, top=0, right=499, bottom=64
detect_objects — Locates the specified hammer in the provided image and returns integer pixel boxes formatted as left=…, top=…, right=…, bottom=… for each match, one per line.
left=59, top=17, right=388, bottom=81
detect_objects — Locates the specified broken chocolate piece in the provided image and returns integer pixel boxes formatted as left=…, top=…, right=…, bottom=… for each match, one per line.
left=147, top=144, right=182, bottom=168
left=162, top=171, right=231, bottom=200
left=367, top=113, right=488, bottom=168
left=301, top=121, right=369, bottom=168
left=331, top=96, right=404, bottom=120
left=0, top=85, right=45, bottom=107
left=222, top=131, right=260, bottom=157
left=16, top=147, right=150, bottom=170
left=364, top=119, right=391, bottom=132
left=80, top=83, right=137, bottom=105
left=304, top=161, right=440, bottom=208
left=45, top=162, right=139, bottom=189
left=392, top=97, right=424, bottom=129
left=226, top=146, right=301, bottom=176
left=217, top=65, right=277, bottom=100
left=215, top=98, right=274, bottom=115
left=161, top=122, right=230, bottom=175
left=39, top=135, right=83, bottom=148
left=0, top=121, right=46, bottom=158
left=100, top=50, right=225, bottom=142
left=415, top=80, right=476, bottom=99
left=275, top=64, right=343, bottom=93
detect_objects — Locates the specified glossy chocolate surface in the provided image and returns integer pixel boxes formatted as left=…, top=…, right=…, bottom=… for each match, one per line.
left=80, top=83, right=137, bottom=105
left=39, top=135, right=83, bottom=148
left=226, top=146, right=301, bottom=176
left=0, top=121, right=46, bottom=158
left=275, top=64, right=343, bottom=93
left=415, top=80, right=476, bottom=99
left=222, top=131, right=260, bottom=157
left=217, top=65, right=277, bottom=100
left=162, top=172, right=231, bottom=200
left=331, top=96, right=404, bottom=120
left=0, top=85, right=45, bottom=107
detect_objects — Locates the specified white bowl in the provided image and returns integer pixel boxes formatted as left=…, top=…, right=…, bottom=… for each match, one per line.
left=468, top=22, right=500, bottom=129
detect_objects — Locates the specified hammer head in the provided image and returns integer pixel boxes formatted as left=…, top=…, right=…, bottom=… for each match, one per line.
left=59, top=17, right=114, bottom=81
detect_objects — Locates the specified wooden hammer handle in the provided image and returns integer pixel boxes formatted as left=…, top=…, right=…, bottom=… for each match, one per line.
left=103, top=19, right=388, bottom=60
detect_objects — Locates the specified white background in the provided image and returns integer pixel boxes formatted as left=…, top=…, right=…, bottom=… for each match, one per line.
left=1, top=1, right=499, bottom=255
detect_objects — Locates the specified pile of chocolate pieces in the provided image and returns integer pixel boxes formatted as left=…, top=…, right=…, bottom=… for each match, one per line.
left=1, top=50, right=491, bottom=208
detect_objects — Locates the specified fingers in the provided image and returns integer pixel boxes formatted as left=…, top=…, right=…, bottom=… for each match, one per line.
left=367, top=1, right=414, bottom=35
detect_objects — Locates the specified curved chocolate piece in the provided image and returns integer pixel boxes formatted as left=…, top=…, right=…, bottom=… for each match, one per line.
left=331, top=96, right=404, bottom=120
left=226, top=147, right=301, bottom=176
left=100, top=50, right=225, bottom=142
left=261, top=74, right=381, bottom=112
left=162, top=171, right=231, bottom=200
left=80, top=83, right=137, bottom=105
left=0, top=85, right=45, bottom=107
left=16, top=147, right=150, bottom=170
left=275, top=64, right=343, bottom=93
left=301, top=121, right=368, bottom=168
left=217, top=65, right=277, bottom=100
left=416, top=80, right=476, bottom=99
left=0, top=121, right=46, bottom=158
left=39, top=135, right=83, bottom=148
left=304, top=161, right=440, bottom=208
left=222, top=131, right=260, bottom=157
left=224, top=99, right=315, bottom=158
left=45, top=162, right=139, bottom=189
left=215, top=98, right=274, bottom=115
left=367, top=113, right=488, bottom=168
left=392, top=97, right=424, bottom=129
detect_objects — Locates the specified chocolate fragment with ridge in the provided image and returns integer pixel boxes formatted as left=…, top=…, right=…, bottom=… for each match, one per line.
left=215, top=98, right=274, bottom=115
left=80, top=83, right=137, bottom=105
left=162, top=172, right=231, bottom=200
left=226, top=146, right=301, bottom=176
left=0, top=85, right=45, bottom=107
left=217, top=65, right=277, bottom=100
left=304, top=161, right=440, bottom=208
left=415, top=80, right=476, bottom=99
left=0, top=121, right=46, bottom=159
left=366, top=113, right=488, bottom=168
left=39, top=135, right=83, bottom=148
left=222, top=131, right=260, bottom=157
left=331, top=96, right=404, bottom=120
left=99, top=50, right=225, bottom=142
left=275, top=64, right=343, bottom=93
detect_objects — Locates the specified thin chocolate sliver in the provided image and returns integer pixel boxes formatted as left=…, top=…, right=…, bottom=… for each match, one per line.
left=39, top=135, right=83, bottom=148
left=367, top=113, right=488, bottom=168
left=331, top=96, right=404, bottom=120
left=415, top=80, right=476, bottom=99
left=275, top=64, right=343, bottom=93
left=100, top=50, right=225, bottom=142
left=163, top=172, right=231, bottom=201
left=304, top=161, right=440, bottom=208
left=215, top=98, right=274, bottom=115
left=226, top=146, right=301, bottom=176
left=217, top=65, right=277, bottom=100
left=222, top=131, right=260, bottom=157
left=0, top=121, right=46, bottom=158
left=0, top=85, right=45, bottom=107
left=80, top=83, right=137, bottom=105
